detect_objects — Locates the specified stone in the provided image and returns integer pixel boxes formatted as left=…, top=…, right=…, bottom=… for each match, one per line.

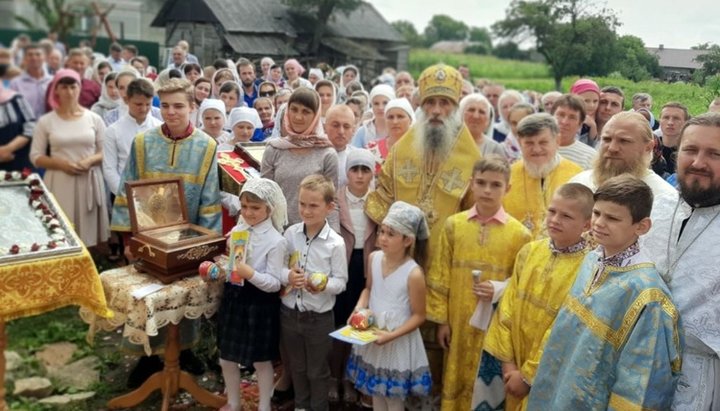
left=13, top=377, right=53, bottom=398
left=4, top=351, right=22, bottom=371
left=35, top=342, right=78, bottom=368
left=38, top=391, right=96, bottom=406
left=46, top=356, right=99, bottom=391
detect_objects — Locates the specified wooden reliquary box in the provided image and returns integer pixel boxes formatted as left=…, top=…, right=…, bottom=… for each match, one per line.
left=126, top=178, right=225, bottom=283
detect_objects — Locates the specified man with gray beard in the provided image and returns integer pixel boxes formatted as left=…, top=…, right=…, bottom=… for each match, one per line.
left=365, top=64, right=481, bottom=402
left=653, top=113, right=720, bottom=411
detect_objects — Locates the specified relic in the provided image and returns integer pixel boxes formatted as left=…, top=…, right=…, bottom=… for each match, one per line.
left=217, top=143, right=263, bottom=195
left=126, top=178, right=225, bottom=283
left=0, top=170, right=82, bottom=264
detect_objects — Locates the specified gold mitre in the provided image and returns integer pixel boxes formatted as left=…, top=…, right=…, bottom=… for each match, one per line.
left=418, top=64, right=463, bottom=105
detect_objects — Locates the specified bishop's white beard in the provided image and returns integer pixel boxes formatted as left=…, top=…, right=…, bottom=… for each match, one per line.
left=413, top=108, right=463, bottom=160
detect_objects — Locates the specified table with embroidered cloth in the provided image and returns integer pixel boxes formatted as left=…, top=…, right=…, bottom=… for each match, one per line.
left=0, top=247, right=111, bottom=411
left=79, top=265, right=225, bottom=410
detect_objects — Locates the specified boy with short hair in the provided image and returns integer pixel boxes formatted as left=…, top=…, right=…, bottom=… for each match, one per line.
left=482, top=183, right=594, bottom=410
left=428, top=157, right=532, bottom=411
left=527, top=175, right=683, bottom=410
left=102, top=78, right=162, bottom=196
left=281, top=174, right=348, bottom=411
left=110, top=78, right=221, bottom=388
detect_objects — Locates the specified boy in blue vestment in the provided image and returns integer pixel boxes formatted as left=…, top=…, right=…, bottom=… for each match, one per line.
left=527, top=174, right=683, bottom=410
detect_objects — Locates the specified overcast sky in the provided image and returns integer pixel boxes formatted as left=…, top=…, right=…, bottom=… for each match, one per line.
left=366, top=0, right=720, bottom=49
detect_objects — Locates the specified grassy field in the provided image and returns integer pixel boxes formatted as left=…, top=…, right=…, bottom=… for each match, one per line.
left=409, top=49, right=715, bottom=116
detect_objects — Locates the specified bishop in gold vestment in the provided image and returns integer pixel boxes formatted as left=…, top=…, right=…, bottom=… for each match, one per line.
left=428, top=207, right=531, bottom=410
left=482, top=238, right=590, bottom=410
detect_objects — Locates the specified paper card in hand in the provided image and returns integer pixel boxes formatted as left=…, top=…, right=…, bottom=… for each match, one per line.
left=228, top=230, right=249, bottom=285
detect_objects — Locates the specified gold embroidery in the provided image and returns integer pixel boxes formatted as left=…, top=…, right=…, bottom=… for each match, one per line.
left=567, top=287, right=681, bottom=353
left=114, top=196, right=128, bottom=206
left=200, top=204, right=222, bottom=215
left=397, top=160, right=419, bottom=183
left=439, top=167, right=465, bottom=192
left=608, top=392, right=648, bottom=410
left=136, top=134, right=146, bottom=177
left=565, top=297, right=617, bottom=347
left=141, top=171, right=207, bottom=185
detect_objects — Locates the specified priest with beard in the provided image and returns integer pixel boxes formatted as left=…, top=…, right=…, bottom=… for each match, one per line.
left=503, top=113, right=583, bottom=239
left=570, top=111, right=678, bottom=254
left=365, top=63, right=481, bottom=399
left=654, top=113, right=720, bottom=411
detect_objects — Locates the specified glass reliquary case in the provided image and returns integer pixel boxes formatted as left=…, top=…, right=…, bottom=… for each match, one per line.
left=0, top=171, right=82, bottom=265
left=126, top=178, right=225, bottom=283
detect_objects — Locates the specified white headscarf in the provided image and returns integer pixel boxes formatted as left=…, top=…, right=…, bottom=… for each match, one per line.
left=383, top=201, right=429, bottom=240
left=228, top=106, right=262, bottom=129
left=240, top=178, right=288, bottom=232
left=384, top=98, right=415, bottom=123
left=199, top=98, right=227, bottom=123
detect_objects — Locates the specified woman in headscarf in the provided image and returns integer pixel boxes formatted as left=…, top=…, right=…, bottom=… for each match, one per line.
left=260, top=57, right=275, bottom=81
left=350, top=84, right=394, bottom=148
left=460, top=93, right=506, bottom=158
left=308, top=68, right=324, bottom=86
left=314, top=79, right=337, bottom=125
left=91, top=59, right=112, bottom=86
left=493, top=89, right=524, bottom=142
left=263, top=87, right=338, bottom=228
left=368, top=97, right=415, bottom=166
left=283, top=59, right=312, bottom=89
left=191, top=77, right=212, bottom=126
left=0, top=61, right=36, bottom=171
left=253, top=96, right=275, bottom=140
left=30, top=69, right=109, bottom=247
left=90, top=72, right=120, bottom=124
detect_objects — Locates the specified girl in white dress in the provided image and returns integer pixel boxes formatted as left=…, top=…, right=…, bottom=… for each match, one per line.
left=346, top=201, right=431, bottom=411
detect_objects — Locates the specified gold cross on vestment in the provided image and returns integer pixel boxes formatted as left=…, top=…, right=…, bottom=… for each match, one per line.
left=439, top=168, right=465, bottom=192
left=398, top=160, right=419, bottom=183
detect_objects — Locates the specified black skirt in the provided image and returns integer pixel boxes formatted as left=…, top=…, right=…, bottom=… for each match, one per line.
left=333, top=249, right=366, bottom=327
left=216, top=283, right=280, bottom=365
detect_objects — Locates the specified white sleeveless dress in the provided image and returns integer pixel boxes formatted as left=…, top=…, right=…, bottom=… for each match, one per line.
left=345, top=252, right=431, bottom=398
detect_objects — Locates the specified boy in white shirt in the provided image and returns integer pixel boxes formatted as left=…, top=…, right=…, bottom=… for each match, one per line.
left=102, top=78, right=162, bottom=195
left=102, top=78, right=161, bottom=261
left=281, top=174, right=348, bottom=411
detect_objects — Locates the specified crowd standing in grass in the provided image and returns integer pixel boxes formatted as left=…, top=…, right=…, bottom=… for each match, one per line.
left=3, top=34, right=720, bottom=411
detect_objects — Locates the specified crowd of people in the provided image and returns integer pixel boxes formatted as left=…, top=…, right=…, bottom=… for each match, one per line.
left=2, top=34, right=720, bottom=411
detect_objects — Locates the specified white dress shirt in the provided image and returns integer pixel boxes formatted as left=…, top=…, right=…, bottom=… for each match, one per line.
left=229, top=218, right=286, bottom=292
left=282, top=221, right=348, bottom=312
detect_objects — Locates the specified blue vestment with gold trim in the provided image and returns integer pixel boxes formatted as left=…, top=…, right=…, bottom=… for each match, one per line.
left=111, top=127, right=221, bottom=233
left=526, top=249, right=683, bottom=410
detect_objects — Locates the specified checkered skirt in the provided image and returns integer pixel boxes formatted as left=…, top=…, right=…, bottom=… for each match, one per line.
left=216, top=284, right=280, bottom=365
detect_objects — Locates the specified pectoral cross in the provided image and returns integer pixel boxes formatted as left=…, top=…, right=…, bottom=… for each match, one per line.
left=398, top=160, right=419, bottom=184
left=440, top=168, right=465, bottom=192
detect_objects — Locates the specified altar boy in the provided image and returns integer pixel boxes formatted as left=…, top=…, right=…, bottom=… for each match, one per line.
left=527, top=175, right=683, bottom=410
left=110, top=78, right=221, bottom=388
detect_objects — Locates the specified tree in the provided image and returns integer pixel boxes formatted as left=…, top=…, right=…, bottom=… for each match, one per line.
left=695, top=44, right=720, bottom=83
left=493, top=0, right=619, bottom=90
left=614, top=35, right=661, bottom=81
left=466, top=27, right=492, bottom=54
left=424, top=14, right=469, bottom=46
left=14, top=0, right=80, bottom=43
left=492, top=41, right=531, bottom=60
left=392, top=20, right=425, bottom=48
left=283, top=0, right=362, bottom=59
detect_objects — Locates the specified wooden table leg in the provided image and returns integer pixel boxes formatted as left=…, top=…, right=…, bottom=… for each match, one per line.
left=0, top=321, right=7, bottom=411
left=107, top=323, right=225, bottom=410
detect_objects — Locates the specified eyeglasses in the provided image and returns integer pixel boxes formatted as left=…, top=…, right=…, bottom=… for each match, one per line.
left=259, top=91, right=276, bottom=97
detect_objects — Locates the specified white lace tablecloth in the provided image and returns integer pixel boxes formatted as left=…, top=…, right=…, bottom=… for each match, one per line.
left=80, top=266, right=222, bottom=355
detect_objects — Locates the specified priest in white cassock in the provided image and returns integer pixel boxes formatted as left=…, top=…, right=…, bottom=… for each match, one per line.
left=654, top=113, right=720, bottom=410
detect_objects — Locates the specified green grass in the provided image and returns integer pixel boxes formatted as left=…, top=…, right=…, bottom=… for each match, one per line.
left=409, top=48, right=551, bottom=79
left=409, top=49, right=714, bottom=116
